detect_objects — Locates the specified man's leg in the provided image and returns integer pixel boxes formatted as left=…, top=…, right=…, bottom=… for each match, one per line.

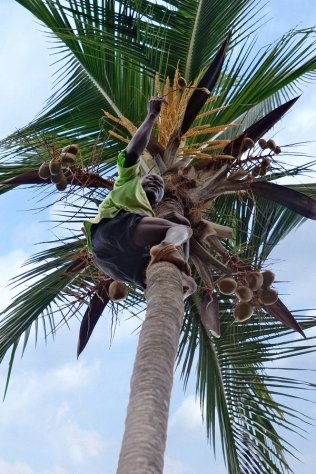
left=133, top=217, right=196, bottom=296
left=133, top=217, right=191, bottom=246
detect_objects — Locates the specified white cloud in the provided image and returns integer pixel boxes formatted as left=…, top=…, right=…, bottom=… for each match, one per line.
left=169, top=395, right=203, bottom=432
left=0, top=360, right=100, bottom=426
left=164, top=457, right=195, bottom=474
left=52, top=360, right=101, bottom=390
left=42, top=468, right=69, bottom=474
left=0, top=458, right=34, bottom=474
left=48, top=418, right=105, bottom=465
left=0, top=249, right=29, bottom=311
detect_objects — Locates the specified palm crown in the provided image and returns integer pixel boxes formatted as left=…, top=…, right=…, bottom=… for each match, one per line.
left=1, top=1, right=316, bottom=472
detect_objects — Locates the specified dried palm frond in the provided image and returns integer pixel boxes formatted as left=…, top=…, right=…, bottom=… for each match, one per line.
left=102, top=110, right=137, bottom=134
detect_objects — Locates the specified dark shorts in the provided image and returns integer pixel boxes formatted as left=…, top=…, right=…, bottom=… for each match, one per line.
left=91, top=211, right=150, bottom=288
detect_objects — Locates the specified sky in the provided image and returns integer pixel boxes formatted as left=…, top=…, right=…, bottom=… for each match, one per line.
left=1, top=1, right=316, bottom=474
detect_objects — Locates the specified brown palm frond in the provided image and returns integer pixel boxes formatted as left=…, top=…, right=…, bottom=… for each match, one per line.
left=102, top=110, right=137, bottom=134
left=183, top=123, right=239, bottom=138
left=195, top=106, right=228, bottom=120
left=108, top=130, right=129, bottom=144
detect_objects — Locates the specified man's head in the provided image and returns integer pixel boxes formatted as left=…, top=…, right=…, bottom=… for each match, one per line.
left=141, top=173, right=164, bottom=205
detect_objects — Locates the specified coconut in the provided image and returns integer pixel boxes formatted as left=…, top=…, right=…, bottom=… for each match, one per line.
left=217, top=277, right=237, bottom=295
left=62, top=144, right=80, bottom=155
left=262, top=270, right=275, bottom=289
left=236, top=286, right=253, bottom=303
left=51, top=172, right=64, bottom=184
left=243, top=137, right=255, bottom=149
left=274, top=145, right=281, bottom=154
left=258, top=138, right=268, bottom=149
left=228, top=169, right=248, bottom=180
left=38, top=162, right=50, bottom=180
left=60, top=152, right=76, bottom=166
left=49, top=159, right=62, bottom=176
left=252, top=166, right=261, bottom=176
left=56, top=174, right=67, bottom=191
left=234, top=302, right=254, bottom=322
left=246, top=272, right=264, bottom=291
left=108, top=281, right=128, bottom=301
left=267, top=139, right=277, bottom=152
left=259, top=288, right=278, bottom=305
left=177, top=77, right=187, bottom=88
left=261, top=157, right=271, bottom=168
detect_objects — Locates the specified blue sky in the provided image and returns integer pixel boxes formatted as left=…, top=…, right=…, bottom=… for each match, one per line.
left=1, top=1, right=316, bottom=473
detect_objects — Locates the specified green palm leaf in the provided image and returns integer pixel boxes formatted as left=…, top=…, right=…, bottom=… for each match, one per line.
left=2, top=1, right=316, bottom=472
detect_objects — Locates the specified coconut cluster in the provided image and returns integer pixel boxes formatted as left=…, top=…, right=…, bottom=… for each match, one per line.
left=216, top=269, right=278, bottom=323
left=38, top=144, right=79, bottom=191
left=258, top=138, right=281, bottom=155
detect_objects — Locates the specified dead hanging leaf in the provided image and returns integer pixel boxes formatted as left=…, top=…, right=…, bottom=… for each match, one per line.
left=200, top=291, right=221, bottom=338
left=251, top=181, right=316, bottom=220
left=223, top=97, right=299, bottom=157
left=264, top=298, right=305, bottom=338
left=179, top=33, right=231, bottom=136
left=77, top=285, right=110, bottom=357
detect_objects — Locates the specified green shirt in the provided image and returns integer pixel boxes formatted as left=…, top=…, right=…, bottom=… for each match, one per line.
left=84, top=151, right=154, bottom=252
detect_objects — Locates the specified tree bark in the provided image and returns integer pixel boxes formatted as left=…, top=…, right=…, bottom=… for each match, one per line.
left=117, top=261, right=184, bottom=474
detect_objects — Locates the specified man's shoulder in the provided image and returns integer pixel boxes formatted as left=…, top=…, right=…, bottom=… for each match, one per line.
left=116, top=151, right=141, bottom=183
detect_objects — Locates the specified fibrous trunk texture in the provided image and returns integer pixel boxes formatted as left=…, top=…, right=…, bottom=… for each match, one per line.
left=117, top=261, right=184, bottom=474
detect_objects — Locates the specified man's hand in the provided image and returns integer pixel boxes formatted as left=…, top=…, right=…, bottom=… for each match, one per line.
left=125, top=96, right=168, bottom=166
left=148, top=96, right=168, bottom=118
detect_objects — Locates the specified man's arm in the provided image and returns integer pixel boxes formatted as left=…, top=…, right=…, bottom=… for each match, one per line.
left=124, top=97, right=167, bottom=167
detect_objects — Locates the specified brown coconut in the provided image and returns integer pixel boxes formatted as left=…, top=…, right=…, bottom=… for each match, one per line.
left=258, top=288, right=278, bottom=305
left=62, top=144, right=80, bottom=155
left=38, top=162, right=51, bottom=180
left=234, top=302, right=254, bottom=322
left=217, top=277, right=237, bottom=295
left=246, top=272, right=264, bottom=291
left=258, top=138, right=268, bottom=149
left=51, top=172, right=64, bottom=184
left=267, top=139, right=277, bottom=152
left=108, top=281, right=128, bottom=302
left=243, top=137, right=255, bottom=149
left=177, top=77, right=187, bottom=88
left=60, top=152, right=76, bottom=166
left=236, top=286, right=253, bottom=303
left=261, top=270, right=275, bottom=289
left=49, top=159, right=62, bottom=176
left=56, top=174, right=67, bottom=191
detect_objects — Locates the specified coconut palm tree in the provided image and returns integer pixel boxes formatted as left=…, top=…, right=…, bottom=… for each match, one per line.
left=1, top=1, right=316, bottom=473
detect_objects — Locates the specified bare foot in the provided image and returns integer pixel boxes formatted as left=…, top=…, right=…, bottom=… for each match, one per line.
left=150, top=243, right=190, bottom=275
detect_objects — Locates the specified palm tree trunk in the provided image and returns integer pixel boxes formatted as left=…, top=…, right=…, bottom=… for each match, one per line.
left=117, top=260, right=184, bottom=474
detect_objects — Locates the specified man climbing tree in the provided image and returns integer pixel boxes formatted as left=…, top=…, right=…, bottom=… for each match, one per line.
left=84, top=96, right=196, bottom=297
